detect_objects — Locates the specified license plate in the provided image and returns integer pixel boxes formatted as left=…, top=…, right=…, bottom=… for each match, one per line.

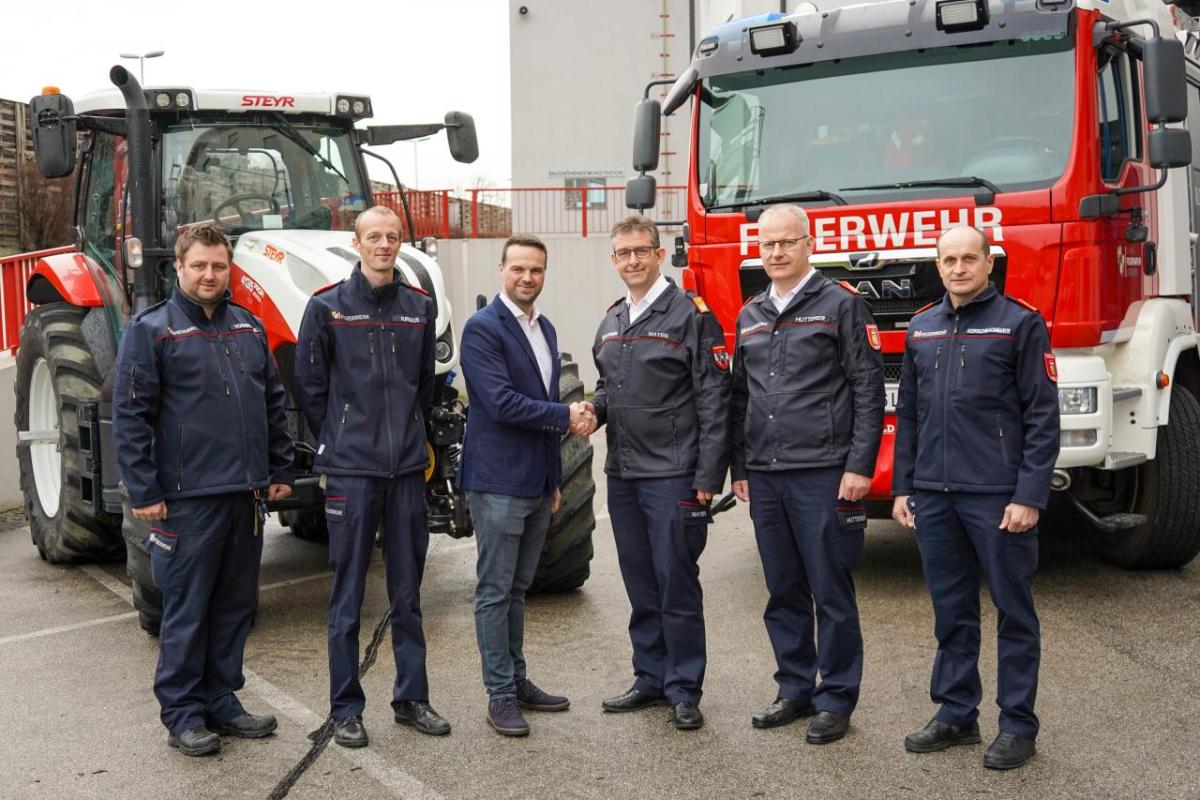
left=885, top=383, right=899, bottom=413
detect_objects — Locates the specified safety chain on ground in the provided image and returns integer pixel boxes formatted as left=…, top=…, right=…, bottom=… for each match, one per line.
left=267, top=610, right=392, bottom=800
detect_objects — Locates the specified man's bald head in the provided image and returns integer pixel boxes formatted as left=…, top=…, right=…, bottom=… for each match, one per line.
left=936, top=225, right=990, bottom=259
left=354, top=205, right=403, bottom=238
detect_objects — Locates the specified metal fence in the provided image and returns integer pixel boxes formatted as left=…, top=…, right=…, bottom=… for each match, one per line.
left=0, top=246, right=70, bottom=352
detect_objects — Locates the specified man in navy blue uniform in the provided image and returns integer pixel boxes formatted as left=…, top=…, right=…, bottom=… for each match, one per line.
left=295, top=206, right=449, bottom=748
left=730, top=203, right=884, bottom=744
left=584, top=215, right=730, bottom=731
left=892, top=225, right=1059, bottom=770
left=114, top=223, right=294, bottom=757
left=458, top=234, right=586, bottom=737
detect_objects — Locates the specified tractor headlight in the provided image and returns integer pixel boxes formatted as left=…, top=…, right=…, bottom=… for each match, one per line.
left=1060, top=430, right=1098, bottom=447
left=1058, top=387, right=1097, bottom=415
left=435, top=337, right=453, bottom=363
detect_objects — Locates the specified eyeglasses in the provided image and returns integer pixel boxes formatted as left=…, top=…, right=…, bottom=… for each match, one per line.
left=758, top=236, right=809, bottom=253
left=613, top=246, right=656, bottom=262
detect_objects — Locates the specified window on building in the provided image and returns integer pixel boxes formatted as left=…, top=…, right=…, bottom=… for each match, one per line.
left=1098, top=48, right=1141, bottom=182
left=565, top=177, right=607, bottom=209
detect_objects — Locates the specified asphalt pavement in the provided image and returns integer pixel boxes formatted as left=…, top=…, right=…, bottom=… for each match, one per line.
left=1, top=447, right=1198, bottom=800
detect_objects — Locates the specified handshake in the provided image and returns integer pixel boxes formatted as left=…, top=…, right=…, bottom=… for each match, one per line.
left=569, top=401, right=597, bottom=437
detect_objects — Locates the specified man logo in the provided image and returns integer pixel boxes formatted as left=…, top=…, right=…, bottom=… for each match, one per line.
left=847, top=252, right=880, bottom=271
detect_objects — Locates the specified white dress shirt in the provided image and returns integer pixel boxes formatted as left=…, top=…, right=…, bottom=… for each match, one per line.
left=499, top=292, right=554, bottom=395
left=627, top=274, right=671, bottom=324
left=770, top=268, right=818, bottom=314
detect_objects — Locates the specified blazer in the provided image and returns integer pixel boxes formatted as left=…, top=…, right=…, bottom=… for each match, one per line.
left=457, top=295, right=567, bottom=497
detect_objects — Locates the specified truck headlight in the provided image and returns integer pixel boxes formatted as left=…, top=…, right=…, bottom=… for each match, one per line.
left=435, top=336, right=453, bottom=363
left=1058, top=387, right=1097, bottom=415
left=1061, top=430, right=1098, bottom=447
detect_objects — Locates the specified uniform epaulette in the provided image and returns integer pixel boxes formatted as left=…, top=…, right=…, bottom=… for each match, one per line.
left=689, top=294, right=712, bottom=314
left=913, top=300, right=938, bottom=315
left=1006, top=295, right=1039, bottom=313
left=837, top=280, right=860, bottom=295
left=607, top=296, right=625, bottom=311
left=313, top=280, right=342, bottom=296
left=131, top=298, right=168, bottom=321
left=402, top=282, right=429, bottom=297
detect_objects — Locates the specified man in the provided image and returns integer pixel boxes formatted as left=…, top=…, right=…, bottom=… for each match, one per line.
left=583, top=215, right=730, bottom=731
left=892, top=225, right=1058, bottom=770
left=114, top=223, right=294, bottom=757
left=730, top=203, right=884, bottom=744
left=458, top=234, right=586, bottom=737
left=295, top=206, right=449, bottom=748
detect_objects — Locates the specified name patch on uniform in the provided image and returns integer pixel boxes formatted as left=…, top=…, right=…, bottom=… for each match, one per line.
left=645, top=331, right=672, bottom=339
left=1044, top=353, right=1058, bottom=382
left=147, top=532, right=175, bottom=554
left=792, top=315, right=831, bottom=323
left=325, top=506, right=345, bottom=517
left=600, top=331, right=620, bottom=341
left=964, top=327, right=1012, bottom=335
left=331, top=312, right=371, bottom=322
left=865, top=323, right=881, bottom=351
left=166, top=325, right=198, bottom=337
left=712, top=344, right=730, bottom=370
left=740, top=322, right=770, bottom=336
left=394, top=315, right=423, bottom=324
left=230, top=322, right=259, bottom=332
left=911, top=329, right=948, bottom=339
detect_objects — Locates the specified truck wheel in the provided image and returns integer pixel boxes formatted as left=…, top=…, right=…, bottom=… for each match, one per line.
left=281, top=507, right=329, bottom=543
left=530, top=355, right=595, bottom=593
left=119, top=490, right=161, bottom=635
left=1091, top=385, right=1200, bottom=568
left=15, top=303, right=121, bottom=562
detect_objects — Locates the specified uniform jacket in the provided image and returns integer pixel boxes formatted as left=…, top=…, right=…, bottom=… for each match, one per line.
left=892, top=287, right=1060, bottom=508
left=457, top=295, right=565, bottom=498
left=591, top=279, right=731, bottom=492
left=730, top=273, right=885, bottom=480
left=295, top=265, right=437, bottom=478
left=114, top=288, right=294, bottom=507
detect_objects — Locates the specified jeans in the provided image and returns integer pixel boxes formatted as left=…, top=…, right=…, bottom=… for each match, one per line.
left=466, top=490, right=553, bottom=699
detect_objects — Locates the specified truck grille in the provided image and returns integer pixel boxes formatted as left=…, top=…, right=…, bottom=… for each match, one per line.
left=738, top=248, right=1008, bottom=331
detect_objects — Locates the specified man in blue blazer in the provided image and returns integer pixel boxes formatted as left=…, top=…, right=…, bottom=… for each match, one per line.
left=458, top=234, right=591, bottom=737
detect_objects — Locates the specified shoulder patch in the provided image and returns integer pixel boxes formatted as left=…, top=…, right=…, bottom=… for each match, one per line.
left=691, top=295, right=711, bottom=314
left=913, top=300, right=937, bottom=315
left=837, top=280, right=860, bottom=295
left=607, top=296, right=625, bottom=311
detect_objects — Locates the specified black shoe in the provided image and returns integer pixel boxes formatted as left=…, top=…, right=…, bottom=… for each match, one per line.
left=167, top=726, right=221, bottom=757
left=602, top=687, right=666, bottom=713
left=333, top=715, right=369, bottom=748
left=487, top=697, right=530, bottom=737
left=672, top=702, right=704, bottom=731
left=751, top=697, right=816, bottom=729
left=393, top=701, right=451, bottom=736
left=211, top=712, right=278, bottom=739
left=904, top=718, right=982, bottom=753
left=984, top=731, right=1036, bottom=770
left=516, top=678, right=570, bottom=712
left=806, top=711, right=850, bottom=744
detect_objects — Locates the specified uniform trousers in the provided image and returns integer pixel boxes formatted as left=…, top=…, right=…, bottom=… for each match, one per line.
left=748, top=467, right=865, bottom=716
left=324, top=472, right=429, bottom=721
left=912, top=490, right=1041, bottom=737
left=149, top=493, right=261, bottom=735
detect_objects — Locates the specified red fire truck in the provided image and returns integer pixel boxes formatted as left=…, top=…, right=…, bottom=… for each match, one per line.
left=628, top=0, right=1200, bottom=567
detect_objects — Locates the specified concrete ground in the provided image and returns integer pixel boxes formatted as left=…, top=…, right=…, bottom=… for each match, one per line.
left=1, top=451, right=1198, bottom=800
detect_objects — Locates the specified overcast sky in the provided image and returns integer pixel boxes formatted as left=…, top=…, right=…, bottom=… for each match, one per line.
left=0, top=0, right=512, bottom=190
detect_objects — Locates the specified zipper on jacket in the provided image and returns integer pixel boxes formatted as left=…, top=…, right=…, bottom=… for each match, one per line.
left=942, top=312, right=960, bottom=490
left=935, top=345, right=942, bottom=370
left=377, top=300, right=397, bottom=472
left=309, top=340, right=316, bottom=365
left=390, top=331, right=396, bottom=353
left=960, top=345, right=966, bottom=368
left=368, top=331, right=375, bottom=355
left=129, top=366, right=137, bottom=401
left=340, top=403, right=349, bottom=424
left=176, top=423, right=184, bottom=491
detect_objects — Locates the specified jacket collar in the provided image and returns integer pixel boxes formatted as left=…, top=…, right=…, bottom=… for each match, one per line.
left=934, top=285, right=998, bottom=316
left=170, top=286, right=230, bottom=325
left=755, top=272, right=830, bottom=317
left=349, top=262, right=402, bottom=303
left=620, top=276, right=680, bottom=330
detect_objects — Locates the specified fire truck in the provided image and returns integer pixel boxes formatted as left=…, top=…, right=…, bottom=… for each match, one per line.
left=16, top=68, right=596, bottom=632
left=629, top=0, right=1200, bottom=567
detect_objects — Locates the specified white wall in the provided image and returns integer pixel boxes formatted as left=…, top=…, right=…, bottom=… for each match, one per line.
left=0, top=358, right=21, bottom=509
left=436, top=236, right=636, bottom=390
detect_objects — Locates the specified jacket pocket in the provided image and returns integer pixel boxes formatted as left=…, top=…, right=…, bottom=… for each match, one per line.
left=175, top=424, right=185, bottom=491
left=833, top=503, right=867, bottom=570
left=995, top=413, right=1010, bottom=466
left=126, top=364, right=139, bottom=401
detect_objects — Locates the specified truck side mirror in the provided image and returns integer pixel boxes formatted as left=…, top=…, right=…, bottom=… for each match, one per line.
left=626, top=174, right=657, bottom=210
left=1148, top=127, right=1192, bottom=169
left=1144, top=37, right=1187, bottom=124
left=29, top=92, right=77, bottom=178
left=444, top=111, right=479, bottom=164
left=632, top=99, right=662, bottom=173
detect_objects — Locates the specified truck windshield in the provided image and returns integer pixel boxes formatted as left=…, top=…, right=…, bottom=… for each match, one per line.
left=160, top=116, right=369, bottom=242
left=698, top=35, right=1075, bottom=209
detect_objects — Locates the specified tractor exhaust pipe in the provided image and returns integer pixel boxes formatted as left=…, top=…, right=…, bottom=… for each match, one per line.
left=110, top=66, right=159, bottom=313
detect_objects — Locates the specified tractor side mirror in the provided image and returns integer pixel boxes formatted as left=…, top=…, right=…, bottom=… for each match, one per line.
left=29, top=91, right=77, bottom=178
left=1143, top=37, right=1187, bottom=125
left=625, top=174, right=657, bottom=210
left=444, top=112, right=479, bottom=164
left=632, top=99, right=662, bottom=173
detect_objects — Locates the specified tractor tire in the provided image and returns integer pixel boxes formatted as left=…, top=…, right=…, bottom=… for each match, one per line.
left=530, top=355, right=595, bottom=593
left=282, top=506, right=329, bottom=543
left=15, top=303, right=121, bottom=563
left=119, top=490, right=161, bottom=635
left=1090, top=385, right=1200, bottom=568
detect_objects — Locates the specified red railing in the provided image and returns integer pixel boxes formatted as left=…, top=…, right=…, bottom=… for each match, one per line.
left=0, top=246, right=72, bottom=352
